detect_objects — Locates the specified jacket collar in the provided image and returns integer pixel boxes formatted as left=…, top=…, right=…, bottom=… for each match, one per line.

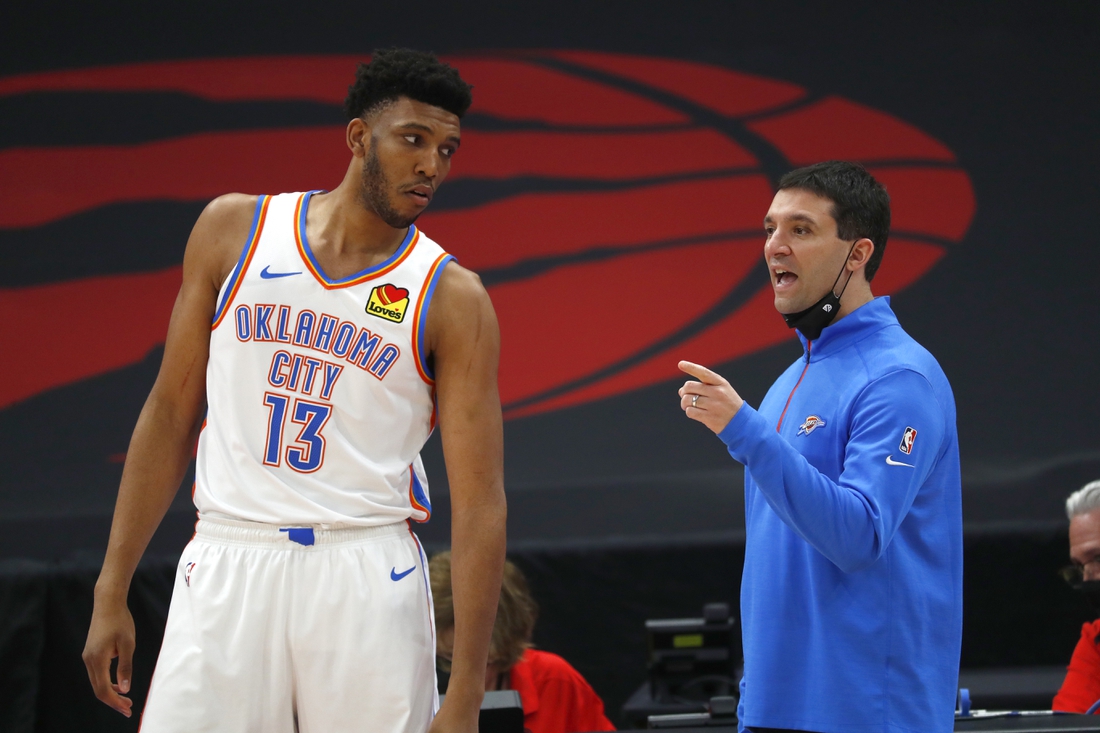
left=797, top=296, right=898, bottom=361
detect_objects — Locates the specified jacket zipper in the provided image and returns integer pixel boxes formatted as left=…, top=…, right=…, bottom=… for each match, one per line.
left=776, top=340, right=812, bottom=433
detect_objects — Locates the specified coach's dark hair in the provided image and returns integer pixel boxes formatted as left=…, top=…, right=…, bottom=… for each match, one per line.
left=344, top=48, right=473, bottom=121
left=778, top=161, right=891, bottom=281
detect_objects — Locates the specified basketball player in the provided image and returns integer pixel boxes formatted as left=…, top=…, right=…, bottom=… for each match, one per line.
left=82, top=49, right=505, bottom=733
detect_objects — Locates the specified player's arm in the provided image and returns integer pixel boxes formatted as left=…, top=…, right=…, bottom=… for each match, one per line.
left=425, top=264, right=506, bottom=733
left=82, top=194, right=257, bottom=717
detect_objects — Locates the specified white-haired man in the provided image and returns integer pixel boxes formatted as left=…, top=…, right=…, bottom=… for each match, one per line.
left=1053, top=479, right=1100, bottom=712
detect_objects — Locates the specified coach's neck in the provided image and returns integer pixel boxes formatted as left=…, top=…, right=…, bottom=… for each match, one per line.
left=834, top=274, right=874, bottom=322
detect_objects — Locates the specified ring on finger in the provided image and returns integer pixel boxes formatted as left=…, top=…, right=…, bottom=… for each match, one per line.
left=691, top=394, right=699, bottom=408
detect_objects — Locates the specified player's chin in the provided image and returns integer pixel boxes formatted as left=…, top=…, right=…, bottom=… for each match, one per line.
left=381, top=209, right=421, bottom=229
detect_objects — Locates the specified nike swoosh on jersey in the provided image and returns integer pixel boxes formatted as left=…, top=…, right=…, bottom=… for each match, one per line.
left=885, top=455, right=916, bottom=467
left=390, top=566, right=416, bottom=581
left=260, top=266, right=303, bottom=279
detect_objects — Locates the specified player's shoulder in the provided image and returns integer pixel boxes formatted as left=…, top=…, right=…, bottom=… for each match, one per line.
left=187, top=193, right=263, bottom=252
left=433, top=260, right=493, bottom=312
left=185, top=194, right=264, bottom=284
left=422, top=259, right=498, bottom=353
left=196, top=193, right=261, bottom=232
left=410, top=226, right=489, bottom=302
left=437, top=260, right=485, bottom=292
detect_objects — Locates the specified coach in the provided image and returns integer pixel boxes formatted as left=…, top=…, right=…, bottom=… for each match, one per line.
left=678, top=161, right=962, bottom=733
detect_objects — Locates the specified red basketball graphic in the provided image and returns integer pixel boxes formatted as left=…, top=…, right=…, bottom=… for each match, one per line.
left=0, top=53, right=975, bottom=417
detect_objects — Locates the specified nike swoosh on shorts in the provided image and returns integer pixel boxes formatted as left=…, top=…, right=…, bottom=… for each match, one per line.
left=390, top=566, right=416, bottom=581
left=885, top=455, right=915, bottom=467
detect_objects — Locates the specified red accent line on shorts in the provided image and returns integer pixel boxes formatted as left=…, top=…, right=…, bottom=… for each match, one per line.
left=405, top=522, right=436, bottom=650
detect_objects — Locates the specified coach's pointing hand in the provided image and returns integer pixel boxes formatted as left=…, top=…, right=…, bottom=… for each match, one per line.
left=678, top=361, right=745, bottom=434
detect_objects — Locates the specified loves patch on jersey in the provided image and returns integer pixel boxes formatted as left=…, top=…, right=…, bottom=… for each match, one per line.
left=366, top=284, right=410, bottom=323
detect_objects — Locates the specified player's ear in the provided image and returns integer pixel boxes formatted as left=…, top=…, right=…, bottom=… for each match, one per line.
left=347, top=117, right=370, bottom=158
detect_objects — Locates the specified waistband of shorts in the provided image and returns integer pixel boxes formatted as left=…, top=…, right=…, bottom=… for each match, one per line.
left=194, top=515, right=410, bottom=547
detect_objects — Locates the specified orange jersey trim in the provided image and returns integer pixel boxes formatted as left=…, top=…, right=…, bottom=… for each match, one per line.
left=211, top=195, right=271, bottom=330
left=408, top=469, right=432, bottom=521
left=293, top=192, right=421, bottom=290
left=411, top=252, right=455, bottom=385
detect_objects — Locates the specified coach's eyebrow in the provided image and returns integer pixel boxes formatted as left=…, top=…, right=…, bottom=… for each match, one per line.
left=765, top=213, right=818, bottom=226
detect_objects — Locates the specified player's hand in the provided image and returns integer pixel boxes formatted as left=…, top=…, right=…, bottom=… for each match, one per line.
left=427, top=694, right=479, bottom=733
left=82, top=592, right=136, bottom=717
left=678, top=360, right=745, bottom=434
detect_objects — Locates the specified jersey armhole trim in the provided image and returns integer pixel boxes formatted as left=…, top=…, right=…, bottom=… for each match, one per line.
left=429, top=389, right=438, bottom=433
left=211, top=195, right=270, bottom=330
left=408, top=467, right=432, bottom=522
left=412, top=252, right=456, bottom=385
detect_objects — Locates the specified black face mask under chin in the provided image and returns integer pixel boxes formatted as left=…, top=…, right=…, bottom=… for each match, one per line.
left=781, top=241, right=858, bottom=342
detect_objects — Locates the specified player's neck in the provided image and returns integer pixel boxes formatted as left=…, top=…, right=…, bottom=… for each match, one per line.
left=308, top=174, right=409, bottom=261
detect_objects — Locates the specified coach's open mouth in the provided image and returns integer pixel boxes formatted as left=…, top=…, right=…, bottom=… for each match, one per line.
left=774, top=269, right=798, bottom=287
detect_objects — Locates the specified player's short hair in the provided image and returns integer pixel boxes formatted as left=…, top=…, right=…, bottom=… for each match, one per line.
left=429, top=551, right=538, bottom=671
left=343, top=48, right=473, bottom=121
left=1066, top=480, right=1100, bottom=520
left=778, top=161, right=891, bottom=281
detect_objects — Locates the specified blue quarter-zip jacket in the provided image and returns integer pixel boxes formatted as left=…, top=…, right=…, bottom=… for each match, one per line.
left=719, top=297, right=962, bottom=733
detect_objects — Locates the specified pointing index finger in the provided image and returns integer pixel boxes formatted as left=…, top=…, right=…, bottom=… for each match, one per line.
left=678, top=360, right=725, bottom=385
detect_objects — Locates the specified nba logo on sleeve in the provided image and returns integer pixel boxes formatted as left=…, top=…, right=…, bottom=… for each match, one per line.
left=899, top=427, right=918, bottom=455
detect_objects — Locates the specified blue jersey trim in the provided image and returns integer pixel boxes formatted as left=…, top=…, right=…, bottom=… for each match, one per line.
left=415, top=254, right=455, bottom=381
left=410, top=469, right=432, bottom=519
left=297, top=190, right=418, bottom=285
left=212, top=195, right=267, bottom=325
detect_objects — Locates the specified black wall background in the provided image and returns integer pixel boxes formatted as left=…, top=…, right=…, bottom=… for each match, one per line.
left=1, top=1, right=1098, bottom=730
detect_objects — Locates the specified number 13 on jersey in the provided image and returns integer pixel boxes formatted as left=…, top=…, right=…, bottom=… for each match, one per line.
left=262, top=392, right=332, bottom=472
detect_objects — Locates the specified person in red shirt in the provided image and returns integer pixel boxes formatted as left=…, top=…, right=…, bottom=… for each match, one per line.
left=430, top=551, right=616, bottom=733
left=1053, top=479, right=1100, bottom=712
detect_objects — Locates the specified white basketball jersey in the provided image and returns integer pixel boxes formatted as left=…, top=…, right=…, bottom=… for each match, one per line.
left=195, top=191, right=453, bottom=526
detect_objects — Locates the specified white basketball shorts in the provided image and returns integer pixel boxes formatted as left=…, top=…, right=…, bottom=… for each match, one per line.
left=139, top=516, right=438, bottom=732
